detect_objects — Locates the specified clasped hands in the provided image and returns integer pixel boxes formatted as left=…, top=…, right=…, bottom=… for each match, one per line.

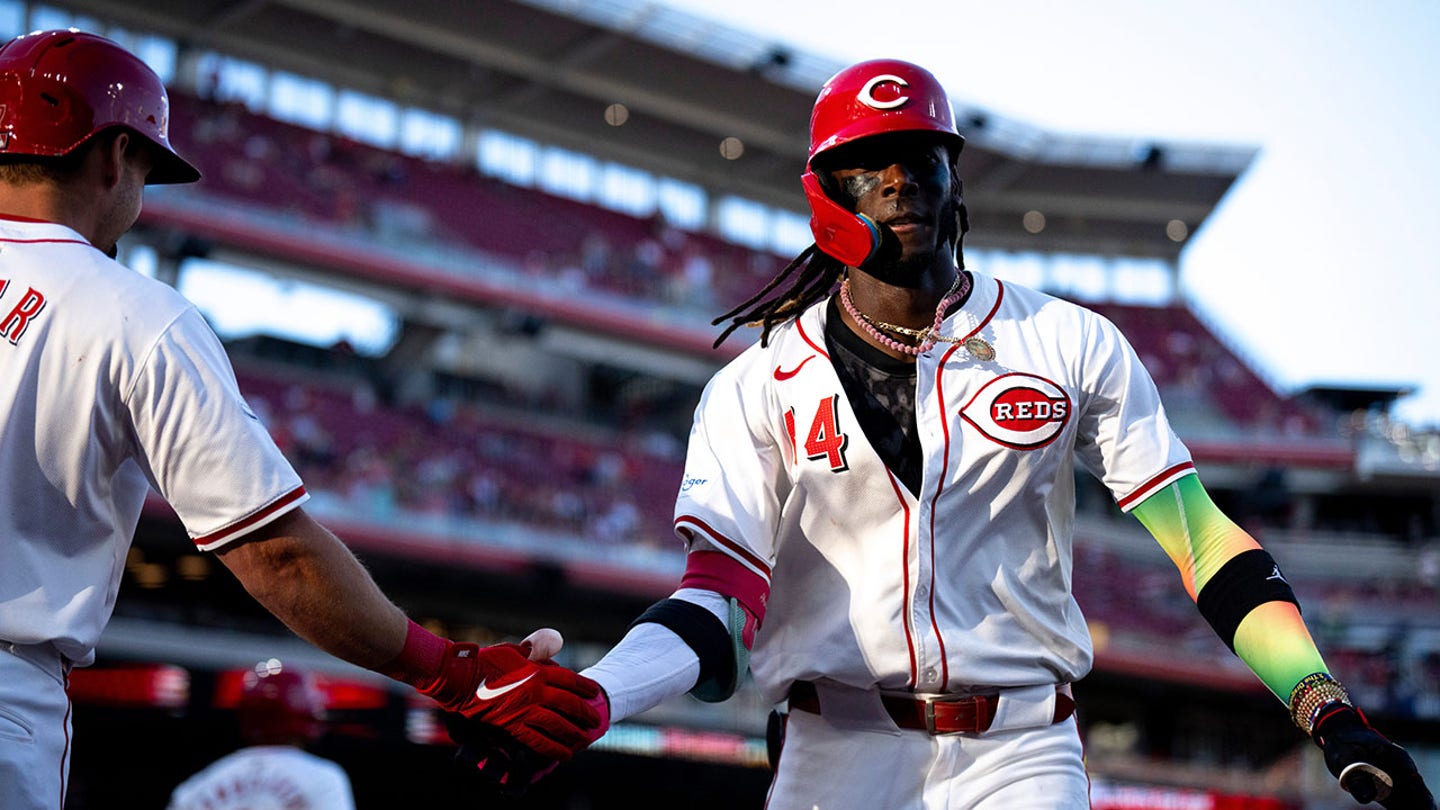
left=418, top=628, right=608, bottom=795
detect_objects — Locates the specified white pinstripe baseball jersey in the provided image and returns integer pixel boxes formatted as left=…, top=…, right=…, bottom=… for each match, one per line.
left=674, top=271, right=1193, bottom=703
left=0, top=216, right=306, bottom=665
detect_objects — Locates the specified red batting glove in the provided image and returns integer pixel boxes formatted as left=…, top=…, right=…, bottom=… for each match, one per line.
left=453, top=687, right=611, bottom=796
left=420, top=642, right=602, bottom=761
left=378, top=621, right=603, bottom=765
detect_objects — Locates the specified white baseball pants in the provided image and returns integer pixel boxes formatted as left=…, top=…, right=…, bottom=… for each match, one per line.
left=766, top=705, right=1089, bottom=809
left=0, top=642, right=71, bottom=810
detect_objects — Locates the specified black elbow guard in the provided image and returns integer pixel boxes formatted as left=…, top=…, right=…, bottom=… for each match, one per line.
left=1195, top=549, right=1300, bottom=652
left=630, top=598, right=737, bottom=701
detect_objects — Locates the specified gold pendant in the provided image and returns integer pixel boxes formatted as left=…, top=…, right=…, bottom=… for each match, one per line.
left=964, top=336, right=995, bottom=362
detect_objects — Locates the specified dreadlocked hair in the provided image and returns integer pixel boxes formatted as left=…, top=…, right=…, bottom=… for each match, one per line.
left=711, top=244, right=846, bottom=349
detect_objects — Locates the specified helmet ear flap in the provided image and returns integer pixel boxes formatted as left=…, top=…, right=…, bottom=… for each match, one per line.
left=803, top=170, right=881, bottom=267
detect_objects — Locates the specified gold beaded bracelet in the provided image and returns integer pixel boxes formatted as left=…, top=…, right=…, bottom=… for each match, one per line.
left=1288, top=672, right=1352, bottom=735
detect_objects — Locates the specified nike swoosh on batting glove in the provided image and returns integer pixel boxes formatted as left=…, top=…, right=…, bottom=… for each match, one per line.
left=420, top=642, right=602, bottom=761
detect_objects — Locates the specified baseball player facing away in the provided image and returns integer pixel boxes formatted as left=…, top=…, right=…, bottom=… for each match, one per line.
left=168, top=661, right=355, bottom=810
left=0, top=28, right=604, bottom=809
left=486, top=60, right=1435, bottom=808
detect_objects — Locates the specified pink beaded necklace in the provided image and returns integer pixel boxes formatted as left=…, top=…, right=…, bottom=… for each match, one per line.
left=839, top=271, right=971, bottom=357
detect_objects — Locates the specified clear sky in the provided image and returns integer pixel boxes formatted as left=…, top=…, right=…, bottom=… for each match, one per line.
left=655, top=0, right=1440, bottom=427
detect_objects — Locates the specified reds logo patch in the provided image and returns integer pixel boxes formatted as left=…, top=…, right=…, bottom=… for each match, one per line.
left=960, top=373, right=1071, bottom=450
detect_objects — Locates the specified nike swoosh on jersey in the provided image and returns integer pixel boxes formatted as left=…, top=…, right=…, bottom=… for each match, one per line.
left=474, top=672, right=535, bottom=700
left=773, top=355, right=817, bottom=381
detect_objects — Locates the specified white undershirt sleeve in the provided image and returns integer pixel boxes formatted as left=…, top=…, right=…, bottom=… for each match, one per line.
left=580, top=588, right=729, bottom=722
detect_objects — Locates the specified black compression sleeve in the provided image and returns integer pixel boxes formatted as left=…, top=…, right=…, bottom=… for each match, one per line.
left=1195, top=548, right=1300, bottom=652
left=630, top=598, right=733, bottom=693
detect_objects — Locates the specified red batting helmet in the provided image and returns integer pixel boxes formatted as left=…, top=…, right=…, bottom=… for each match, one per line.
left=237, top=660, right=326, bottom=745
left=807, top=59, right=964, bottom=168
left=0, top=28, right=200, bottom=184
left=803, top=59, right=965, bottom=266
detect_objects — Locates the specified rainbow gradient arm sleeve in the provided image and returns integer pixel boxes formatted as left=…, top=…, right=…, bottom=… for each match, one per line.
left=1130, top=473, right=1328, bottom=704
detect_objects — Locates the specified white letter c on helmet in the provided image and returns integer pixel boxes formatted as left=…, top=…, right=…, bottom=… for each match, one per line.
left=857, top=74, right=909, bottom=110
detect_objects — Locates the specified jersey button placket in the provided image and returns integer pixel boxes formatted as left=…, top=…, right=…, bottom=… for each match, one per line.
left=912, top=574, right=940, bottom=689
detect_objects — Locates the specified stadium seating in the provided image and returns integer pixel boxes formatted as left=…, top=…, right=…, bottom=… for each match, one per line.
left=158, top=90, right=1437, bottom=721
left=168, top=92, right=783, bottom=314
left=235, top=368, right=681, bottom=546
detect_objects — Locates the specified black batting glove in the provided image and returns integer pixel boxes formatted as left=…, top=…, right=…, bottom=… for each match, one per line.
left=1312, top=704, right=1435, bottom=809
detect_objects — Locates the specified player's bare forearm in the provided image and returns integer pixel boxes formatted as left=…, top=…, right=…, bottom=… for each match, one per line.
left=216, top=513, right=607, bottom=771
left=215, top=508, right=408, bottom=669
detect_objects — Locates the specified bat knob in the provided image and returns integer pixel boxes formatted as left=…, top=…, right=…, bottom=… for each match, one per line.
left=1340, top=761, right=1393, bottom=804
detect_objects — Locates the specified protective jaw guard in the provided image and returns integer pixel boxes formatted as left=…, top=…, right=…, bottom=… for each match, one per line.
left=802, top=170, right=882, bottom=268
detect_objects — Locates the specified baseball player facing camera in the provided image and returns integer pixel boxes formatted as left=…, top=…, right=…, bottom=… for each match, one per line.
left=479, top=59, right=1433, bottom=808
left=0, top=29, right=603, bottom=809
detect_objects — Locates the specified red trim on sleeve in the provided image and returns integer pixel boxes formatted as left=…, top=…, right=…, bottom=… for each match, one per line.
left=1116, top=462, right=1196, bottom=510
left=672, top=515, right=772, bottom=580
left=192, top=485, right=308, bottom=547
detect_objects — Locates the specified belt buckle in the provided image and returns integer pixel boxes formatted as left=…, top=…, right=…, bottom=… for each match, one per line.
left=921, top=693, right=980, bottom=735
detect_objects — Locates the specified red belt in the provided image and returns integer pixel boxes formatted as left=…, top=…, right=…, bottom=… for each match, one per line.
left=788, top=681, right=1075, bottom=735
